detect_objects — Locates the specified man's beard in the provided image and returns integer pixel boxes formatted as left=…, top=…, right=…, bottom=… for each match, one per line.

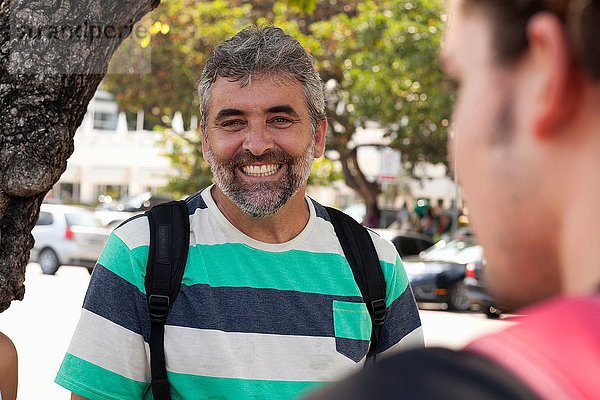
left=205, top=138, right=315, bottom=218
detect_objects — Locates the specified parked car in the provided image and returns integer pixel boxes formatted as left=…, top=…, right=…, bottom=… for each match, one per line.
left=402, top=238, right=483, bottom=311
left=30, top=204, right=110, bottom=274
left=390, top=232, right=434, bottom=258
left=94, top=192, right=174, bottom=227
left=109, top=192, right=174, bottom=212
left=464, top=259, right=505, bottom=318
left=94, top=209, right=138, bottom=228
left=372, top=228, right=434, bottom=257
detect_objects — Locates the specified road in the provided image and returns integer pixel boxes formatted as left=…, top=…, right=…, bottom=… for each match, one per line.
left=0, top=263, right=515, bottom=400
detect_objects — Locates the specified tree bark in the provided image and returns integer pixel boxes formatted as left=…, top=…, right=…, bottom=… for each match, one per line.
left=339, top=147, right=381, bottom=225
left=0, top=0, right=160, bottom=312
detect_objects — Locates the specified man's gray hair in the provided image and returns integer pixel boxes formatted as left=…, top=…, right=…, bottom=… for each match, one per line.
left=198, top=25, right=326, bottom=133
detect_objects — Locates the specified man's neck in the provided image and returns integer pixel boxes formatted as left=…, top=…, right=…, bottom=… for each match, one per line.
left=558, top=93, right=600, bottom=296
left=210, top=186, right=310, bottom=244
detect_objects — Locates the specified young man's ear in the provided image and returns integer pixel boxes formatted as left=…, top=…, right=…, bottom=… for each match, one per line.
left=526, top=13, right=584, bottom=138
left=313, top=118, right=328, bottom=158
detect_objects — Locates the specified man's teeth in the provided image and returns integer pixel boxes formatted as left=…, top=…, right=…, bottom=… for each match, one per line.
left=242, top=164, right=280, bottom=177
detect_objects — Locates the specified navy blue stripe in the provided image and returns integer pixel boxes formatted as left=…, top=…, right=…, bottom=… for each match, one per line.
left=84, top=264, right=368, bottom=340
left=83, top=264, right=151, bottom=342
left=311, top=199, right=332, bottom=222
left=84, top=266, right=419, bottom=350
left=378, top=287, right=422, bottom=352
left=336, top=337, right=370, bottom=362
left=169, top=284, right=363, bottom=337
left=184, top=189, right=207, bottom=215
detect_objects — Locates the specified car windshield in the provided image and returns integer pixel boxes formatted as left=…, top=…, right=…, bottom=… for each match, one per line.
left=65, top=212, right=102, bottom=227
left=420, top=239, right=483, bottom=264
left=123, top=193, right=151, bottom=209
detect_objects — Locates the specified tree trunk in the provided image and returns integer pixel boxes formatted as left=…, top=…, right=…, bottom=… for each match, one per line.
left=339, top=147, right=381, bottom=226
left=0, top=0, right=160, bottom=312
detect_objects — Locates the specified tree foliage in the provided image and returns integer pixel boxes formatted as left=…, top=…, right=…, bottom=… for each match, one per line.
left=103, top=0, right=452, bottom=214
left=160, top=130, right=212, bottom=198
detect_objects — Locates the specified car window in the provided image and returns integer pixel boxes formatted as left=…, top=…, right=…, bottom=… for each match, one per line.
left=393, top=237, right=433, bottom=257
left=36, top=211, right=53, bottom=226
left=421, top=239, right=482, bottom=263
left=65, top=212, right=101, bottom=227
left=452, top=245, right=483, bottom=264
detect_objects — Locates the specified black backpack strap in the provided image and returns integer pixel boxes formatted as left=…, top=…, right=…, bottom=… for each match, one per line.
left=144, top=200, right=190, bottom=400
left=326, top=206, right=387, bottom=366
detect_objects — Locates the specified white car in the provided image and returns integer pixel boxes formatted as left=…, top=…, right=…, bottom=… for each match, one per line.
left=30, top=204, right=111, bottom=274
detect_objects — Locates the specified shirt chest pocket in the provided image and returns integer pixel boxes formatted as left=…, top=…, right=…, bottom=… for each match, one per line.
left=332, top=300, right=372, bottom=362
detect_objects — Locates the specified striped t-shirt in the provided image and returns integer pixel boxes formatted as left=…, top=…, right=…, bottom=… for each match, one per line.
left=55, top=186, right=423, bottom=399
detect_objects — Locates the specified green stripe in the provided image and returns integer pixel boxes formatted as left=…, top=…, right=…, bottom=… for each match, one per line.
left=381, top=256, right=409, bottom=305
left=97, top=234, right=149, bottom=294
left=168, top=371, right=324, bottom=400
left=332, top=300, right=371, bottom=340
left=183, top=244, right=362, bottom=296
left=55, top=353, right=150, bottom=400
left=97, top=236, right=408, bottom=303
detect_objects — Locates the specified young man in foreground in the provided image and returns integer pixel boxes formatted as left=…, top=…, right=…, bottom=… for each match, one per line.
left=307, top=0, right=600, bottom=398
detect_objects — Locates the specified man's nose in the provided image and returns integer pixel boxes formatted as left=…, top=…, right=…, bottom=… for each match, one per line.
left=243, top=122, right=273, bottom=156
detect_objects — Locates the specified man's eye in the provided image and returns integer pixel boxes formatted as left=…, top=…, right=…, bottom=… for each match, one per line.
left=269, top=117, right=294, bottom=127
left=221, top=120, right=245, bottom=130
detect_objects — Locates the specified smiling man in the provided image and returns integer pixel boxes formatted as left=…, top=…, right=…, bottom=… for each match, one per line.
left=55, top=26, right=423, bottom=400
left=306, top=1, right=600, bottom=399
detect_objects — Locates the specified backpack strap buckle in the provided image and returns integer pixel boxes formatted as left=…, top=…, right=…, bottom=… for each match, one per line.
left=371, top=299, right=387, bottom=326
left=149, top=294, right=170, bottom=323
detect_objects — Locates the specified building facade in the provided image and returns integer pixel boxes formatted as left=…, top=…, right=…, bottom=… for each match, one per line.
left=50, top=90, right=174, bottom=205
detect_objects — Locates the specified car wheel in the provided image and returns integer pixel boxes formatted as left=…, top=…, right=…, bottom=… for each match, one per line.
left=485, top=305, right=502, bottom=319
left=39, top=248, right=60, bottom=275
left=447, top=281, right=470, bottom=311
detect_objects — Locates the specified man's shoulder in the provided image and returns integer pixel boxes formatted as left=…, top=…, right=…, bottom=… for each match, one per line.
left=310, top=201, right=399, bottom=262
left=183, top=189, right=209, bottom=215
left=467, top=295, right=600, bottom=400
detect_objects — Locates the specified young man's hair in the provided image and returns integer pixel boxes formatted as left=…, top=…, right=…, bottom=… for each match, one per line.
left=198, top=25, right=326, bottom=133
left=462, top=0, right=600, bottom=79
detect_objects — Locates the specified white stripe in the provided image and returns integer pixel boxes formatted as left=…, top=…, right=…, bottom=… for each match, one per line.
left=380, top=326, right=425, bottom=357
left=368, top=231, right=400, bottom=265
left=189, top=194, right=398, bottom=264
left=68, top=311, right=419, bottom=384
left=113, top=215, right=150, bottom=250
left=196, top=190, right=321, bottom=253
left=190, top=206, right=345, bottom=256
left=67, top=309, right=150, bottom=382
left=164, top=325, right=362, bottom=382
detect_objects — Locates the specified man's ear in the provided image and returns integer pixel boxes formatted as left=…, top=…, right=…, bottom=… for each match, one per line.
left=313, top=118, right=328, bottom=158
left=200, top=123, right=210, bottom=162
left=527, top=13, right=583, bottom=138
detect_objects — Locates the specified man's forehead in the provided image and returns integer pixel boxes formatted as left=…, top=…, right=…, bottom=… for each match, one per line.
left=211, top=74, right=300, bottom=90
left=207, top=75, right=305, bottom=116
left=208, top=75, right=302, bottom=102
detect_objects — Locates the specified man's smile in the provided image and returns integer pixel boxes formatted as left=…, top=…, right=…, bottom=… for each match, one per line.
left=241, top=163, right=283, bottom=177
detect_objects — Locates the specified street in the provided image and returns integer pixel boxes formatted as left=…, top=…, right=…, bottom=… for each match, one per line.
left=0, top=263, right=514, bottom=400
